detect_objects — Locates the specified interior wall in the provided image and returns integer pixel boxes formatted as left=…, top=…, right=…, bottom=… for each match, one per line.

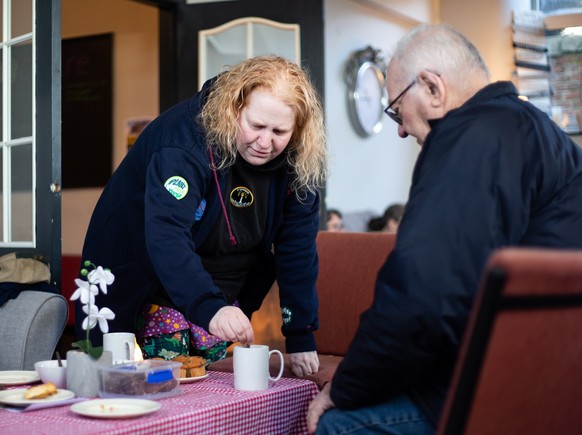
left=60, top=0, right=550, bottom=253
left=440, top=0, right=532, bottom=81
left=324, top=0, right=534, bottom=222
left=61, top=0, right=159, bottom=255
left=323, top=0, right=423, bottom=219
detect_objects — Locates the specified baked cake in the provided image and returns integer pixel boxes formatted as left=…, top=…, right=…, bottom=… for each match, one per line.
left=172, top=355, right=207, bottom=378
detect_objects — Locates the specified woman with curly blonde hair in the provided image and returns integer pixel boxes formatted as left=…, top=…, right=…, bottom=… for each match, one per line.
left=79, top=55, right=327, bottom=377
left=201, top=55, right=327, bottom=196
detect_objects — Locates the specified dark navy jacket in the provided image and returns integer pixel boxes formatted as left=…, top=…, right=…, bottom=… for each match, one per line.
left=78, top=81, right=320, bottom=353
left=330, top=82, right=582, bottom=426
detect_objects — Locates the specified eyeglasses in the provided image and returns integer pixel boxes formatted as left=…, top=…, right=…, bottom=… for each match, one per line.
left=384, top=79, right=417, bottom=125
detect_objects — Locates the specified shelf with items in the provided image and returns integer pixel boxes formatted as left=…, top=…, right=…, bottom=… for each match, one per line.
left=512, top=9, right=582, bottom=133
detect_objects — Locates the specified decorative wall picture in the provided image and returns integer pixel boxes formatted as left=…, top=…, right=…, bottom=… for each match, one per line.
left=126, top=117, right=153, bottom=152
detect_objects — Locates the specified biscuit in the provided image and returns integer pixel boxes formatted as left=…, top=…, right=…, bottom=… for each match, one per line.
left=24, top=382, right=57, bottom=400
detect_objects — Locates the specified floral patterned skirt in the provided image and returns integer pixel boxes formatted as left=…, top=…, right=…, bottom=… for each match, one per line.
left=136, top=304, right=227, bottom=363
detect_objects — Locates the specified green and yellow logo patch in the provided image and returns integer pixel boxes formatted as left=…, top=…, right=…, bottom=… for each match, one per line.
left=164, top=176, right=188, bottom=200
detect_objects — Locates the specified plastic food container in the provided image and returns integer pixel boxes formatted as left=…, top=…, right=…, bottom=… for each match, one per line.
left=99, top=360, right=181, bottom=399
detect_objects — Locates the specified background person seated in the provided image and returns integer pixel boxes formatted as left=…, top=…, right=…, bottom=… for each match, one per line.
left=325, top=209, right=344, bottom=232
left=367, top=203, right=405, bottom=233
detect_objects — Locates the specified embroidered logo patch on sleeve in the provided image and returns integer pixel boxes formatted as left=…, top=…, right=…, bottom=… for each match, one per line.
left=164, top=176, right=189, bottom=200
left=194, top=198, right=206, bottom=221
left=230, top=186, right=253, bottom=207
left=281, top=307, right=292, bottom=325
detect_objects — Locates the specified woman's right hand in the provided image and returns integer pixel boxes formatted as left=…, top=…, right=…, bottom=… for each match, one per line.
left=208, top=306, right=254, bottom=345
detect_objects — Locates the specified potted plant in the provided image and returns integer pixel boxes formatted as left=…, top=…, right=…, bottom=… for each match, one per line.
left=66, top=261, right=115, bottom=397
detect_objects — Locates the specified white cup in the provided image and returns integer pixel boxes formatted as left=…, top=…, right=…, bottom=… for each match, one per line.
left=233, top=344, right=284, bottom=391
left=103, top=332, right=135, bottom=364
left=35, top=360, right=67, bottom=389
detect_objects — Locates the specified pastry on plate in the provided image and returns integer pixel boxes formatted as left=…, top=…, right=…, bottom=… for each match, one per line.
left=23, top=382, right=57, bottom=400
left=173, top=355, right=207, bottom=378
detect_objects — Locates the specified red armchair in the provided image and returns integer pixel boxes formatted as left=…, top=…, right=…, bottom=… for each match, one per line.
left=438, top=248, right=582, bottom=434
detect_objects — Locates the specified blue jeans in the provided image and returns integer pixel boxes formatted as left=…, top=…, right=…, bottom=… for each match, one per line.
left=315, top=393, right=434, bottom=435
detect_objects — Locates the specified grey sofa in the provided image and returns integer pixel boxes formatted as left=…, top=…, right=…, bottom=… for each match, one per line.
left=0, top=291, right=68, bottom=370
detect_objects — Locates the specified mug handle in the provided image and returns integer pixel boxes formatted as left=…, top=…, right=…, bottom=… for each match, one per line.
left=269, top=350, right=284, bottom=381
left=124, top=341, right=131, bottom=360
left=123, top=339, right=135, bottom=361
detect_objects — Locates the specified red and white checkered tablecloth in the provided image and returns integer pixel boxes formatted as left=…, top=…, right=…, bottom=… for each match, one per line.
left=0, top=371, right=319, bottom=435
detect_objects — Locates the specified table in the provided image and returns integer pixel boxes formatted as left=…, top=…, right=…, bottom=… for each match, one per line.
left=0, top=371, right=319, bottom=434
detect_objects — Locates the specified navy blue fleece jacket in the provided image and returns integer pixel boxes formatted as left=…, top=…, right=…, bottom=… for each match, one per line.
left=77, top=80, right=320, bottom=353
left=330, top=81, right=582, bottom=426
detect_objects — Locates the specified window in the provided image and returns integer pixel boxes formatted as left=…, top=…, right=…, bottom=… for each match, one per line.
left=198, top=17, right=300, bottom=89
left=0, top=0, right=61, bottom=286
left=0, top=0, right=35, bottom=246
left=532, top=0, right=582, bottom=13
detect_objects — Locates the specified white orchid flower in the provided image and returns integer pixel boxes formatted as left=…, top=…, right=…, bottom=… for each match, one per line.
left=88, top=266, right=115, bottom=294
left=81, top=304, right=116, bottom=333
left=70, top=278, right=99, bottom=305
left=69, top=262, right=116, bottom=357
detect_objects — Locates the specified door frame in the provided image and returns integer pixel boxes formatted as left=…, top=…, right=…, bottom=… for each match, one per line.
left=36, top=0, right=62, bottom=288
left=0, top=0, right=62, bottom=288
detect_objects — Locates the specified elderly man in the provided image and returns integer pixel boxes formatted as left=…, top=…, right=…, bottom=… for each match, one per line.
left=307, top=24, right=582, bottom=434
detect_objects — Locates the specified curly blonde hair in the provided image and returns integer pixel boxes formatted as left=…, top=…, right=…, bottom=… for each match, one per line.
left=200, top=55, right=327, bottom=195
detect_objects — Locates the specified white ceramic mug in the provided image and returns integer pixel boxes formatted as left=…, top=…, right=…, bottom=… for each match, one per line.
left=233, top=344, right=284, bottom=391
left=103, top=332, right=135, bottom=364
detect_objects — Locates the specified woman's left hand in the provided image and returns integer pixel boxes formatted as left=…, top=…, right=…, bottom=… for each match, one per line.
left=289, top=350, right=319, bottom=376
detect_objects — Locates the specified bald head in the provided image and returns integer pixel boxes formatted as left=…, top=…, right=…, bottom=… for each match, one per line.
left=389, top=25, right=490, bottom=100
left=385, top=25, right=492, bottom=144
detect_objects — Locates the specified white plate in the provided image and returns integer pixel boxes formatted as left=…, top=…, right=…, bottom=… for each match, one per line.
left=180, top=373, right=209, bottom=383
left=0, top=388, right=74, bottom=406
left=0, top=370, right=40, bottom=386
left=70, top=398, right=161, bottom=419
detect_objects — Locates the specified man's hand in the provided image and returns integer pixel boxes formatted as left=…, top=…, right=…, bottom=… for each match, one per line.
left=208, top=306, right=254, bottom=344
left=307, top=382, right=334, bottom=434
left=289, top=351, right=319, bottom=376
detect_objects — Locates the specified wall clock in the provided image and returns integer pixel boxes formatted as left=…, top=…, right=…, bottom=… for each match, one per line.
left=345, top=46, right=387, bottom=138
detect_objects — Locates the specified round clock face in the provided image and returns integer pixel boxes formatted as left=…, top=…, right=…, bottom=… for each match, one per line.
left=348, top=61, right=387, bottom=137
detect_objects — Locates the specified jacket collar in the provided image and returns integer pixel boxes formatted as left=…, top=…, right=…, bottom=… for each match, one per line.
left=427, top=81, right=518, bottom=131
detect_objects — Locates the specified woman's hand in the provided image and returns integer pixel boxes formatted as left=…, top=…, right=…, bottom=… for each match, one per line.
left=307, top=382, right=334, bottom=434
left=289, top=350, right=319, bottom=377
left=208, top=306, right=254, bottom=345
